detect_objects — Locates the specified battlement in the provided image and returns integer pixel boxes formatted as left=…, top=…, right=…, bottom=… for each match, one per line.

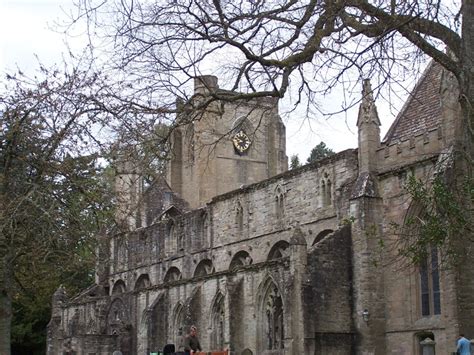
left=377, top=124, right=445, bottom=171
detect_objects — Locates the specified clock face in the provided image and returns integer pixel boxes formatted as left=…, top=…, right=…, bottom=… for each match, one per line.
left=232, top=130, right=251, bottom=154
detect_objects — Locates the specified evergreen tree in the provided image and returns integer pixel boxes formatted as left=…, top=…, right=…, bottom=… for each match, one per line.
left=290, top=154, right=301, bottom=169
left=307, top=142, right=335, bottom=163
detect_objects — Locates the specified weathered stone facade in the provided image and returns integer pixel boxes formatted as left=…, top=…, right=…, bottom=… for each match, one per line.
left=48, top=62, right=474, bottom=355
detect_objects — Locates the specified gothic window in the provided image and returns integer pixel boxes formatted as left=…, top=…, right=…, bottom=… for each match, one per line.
left=167, top=221, right=177, bottom=254
left=164, top=267, right=182, bottom=283
left=173, top=303, right=185, bottom=347
left=149, top=294, right=167, bottom=350
left=236, top=200, right=244, bottom=231
left=211, top=293, right=225, bottom=350
left=267, top=240, right=290, bottom=261
left=320, top=173, right=332, bottom=207
left=419, top=245, right=441, bottom=316
left=275, top=185, right=285, bottom=219
left=321, top=180, right=326, bottom=207
left=115, top=238, right=128, bottom=268
left=177, top=227, right=184, bottom=252
left=134, top=274, right=151, bottom=291
left=111, top=280, right=126, bottom=295
left=107, top=298, right=129, bottom=335
left=260, top=281, right=284, bottom=351
left=326, top=179, right=332, bottom=205
left=201, top=212, right=211, bottom=248
left=229, top=250, right=253, bottom=270
left=194, top=259, right=215, bottom=277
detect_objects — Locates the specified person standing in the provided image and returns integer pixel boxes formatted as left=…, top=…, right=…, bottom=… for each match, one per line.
left=457, top=334, right=471, bottom=355
left=184, top=325, right=202, bottom=354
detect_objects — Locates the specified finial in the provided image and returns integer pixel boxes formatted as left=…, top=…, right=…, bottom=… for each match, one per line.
left=357, top=79, right=380, bottom=126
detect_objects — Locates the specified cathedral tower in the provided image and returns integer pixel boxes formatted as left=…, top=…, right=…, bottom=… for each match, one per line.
left=167, top=76, right=288, bottom=208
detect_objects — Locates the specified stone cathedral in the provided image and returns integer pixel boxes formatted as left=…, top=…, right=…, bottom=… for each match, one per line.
left=47, top=62, right=474, bottom=355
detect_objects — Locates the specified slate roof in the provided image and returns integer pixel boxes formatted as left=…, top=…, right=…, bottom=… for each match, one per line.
left=383, top=61, right=443, bottom=144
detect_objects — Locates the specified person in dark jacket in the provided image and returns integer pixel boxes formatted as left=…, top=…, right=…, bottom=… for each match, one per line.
left=184, top=325, right=202, bottom=354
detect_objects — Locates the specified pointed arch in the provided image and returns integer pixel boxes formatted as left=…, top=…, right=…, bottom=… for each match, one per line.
left=256, top=276, right=285, bottom=352
left=320, top=171, right=332, bottom=207
left=209, top=291, right=226, bottom=350
left=172, top=301, right=186, bottom=347
left=107, top=297, right=129, bottom=335
left=274, top=185, right=285, bottom=220
left=182, top=285, right=202, bottom=334
left=194, top=259, right=215, bottom=277
left=267, top=240, right=290, bottom=261
left=111, top=279, right=126, bottom=295
left=326, top=178, right=332, bottom=206
left=164, top=266, right=182, bottom=283
left=148, top=292, right=169, bottom=351
left=201, top=210, right=211, bottom=248
left=403, top=203, right=441, bottom=318
left=232, top=115, right=255, bottom=133
left=229, top=250, right=253, bottom=270
left=312, top=229, right=334, bottom=246
left=166, top=219, right=177, bottom=254
left=236, top=199, right=244, bottom=231
left=134, top=274, right=151, bottom=291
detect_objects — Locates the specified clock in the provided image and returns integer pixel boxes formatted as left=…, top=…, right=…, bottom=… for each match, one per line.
left=232, top=130, right=251, bottom=154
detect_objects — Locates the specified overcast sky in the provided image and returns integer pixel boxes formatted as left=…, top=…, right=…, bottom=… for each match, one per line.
left=0, top=0, right=405, bottom=162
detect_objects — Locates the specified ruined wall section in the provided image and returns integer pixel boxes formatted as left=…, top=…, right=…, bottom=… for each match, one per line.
left=303, top=225, right=353, bottom=354
left=108, top=148, right=357, bottom=284
left=51, top=148, right=358, bottom=354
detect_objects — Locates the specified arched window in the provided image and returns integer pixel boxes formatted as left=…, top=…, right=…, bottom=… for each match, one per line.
left=167, top=221, right=178, bottom=254
left=326, top=179, right=332, bottom=206
left=320, top=172, right=332, bottom=207
left=149, top=294, right=168, bottom=350
left=134, top=274, right=151, bottom=291
left=164, top=266, right=182, bottom=283
left=258, top=278, right=284, bottom=352
left=177, top=227, right=184, bottom=252
left=403, top=203, right=442, bottom=318
left=419, top=245, right=441, bottom=316
left=115, top=238, right=128, bottom=268
left=275, top=185, right=285, bottom=220
left=236, top=200, right=244, bottom=231
left=201, top=212, right=211, bottom=248
left=194, top=259, right=215, bottom=277
left=173, top=303, right=185, bottom=347
left=229, top=250, right=253, bottom=270
left=321, top=180, right=326, bottom=207
left=210, top=293, right=225, bottom=350
left=267, top=241, right=290, bottom=260
left=111, top=280, right=126, bottom=295
left=107, top=298, right=129, bottom=335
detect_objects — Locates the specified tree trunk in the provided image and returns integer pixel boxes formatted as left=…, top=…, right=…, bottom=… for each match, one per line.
left=454, top=0, right=474, bottom=337
left=461, top=0, right=474, bottom=157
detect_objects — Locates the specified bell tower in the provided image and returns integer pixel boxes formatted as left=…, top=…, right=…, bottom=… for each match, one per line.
left=167, top=76, right=288, bottom=208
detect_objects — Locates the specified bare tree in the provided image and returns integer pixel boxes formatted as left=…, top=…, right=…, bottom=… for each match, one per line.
left=0, top=59, right=173, bottom=354
left=71, top=0, right=472, bottom=260
left=71, top=0, right=466, bottom=114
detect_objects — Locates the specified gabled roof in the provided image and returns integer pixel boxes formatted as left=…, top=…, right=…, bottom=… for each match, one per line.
left=383, top=61, right=443, bottom=144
